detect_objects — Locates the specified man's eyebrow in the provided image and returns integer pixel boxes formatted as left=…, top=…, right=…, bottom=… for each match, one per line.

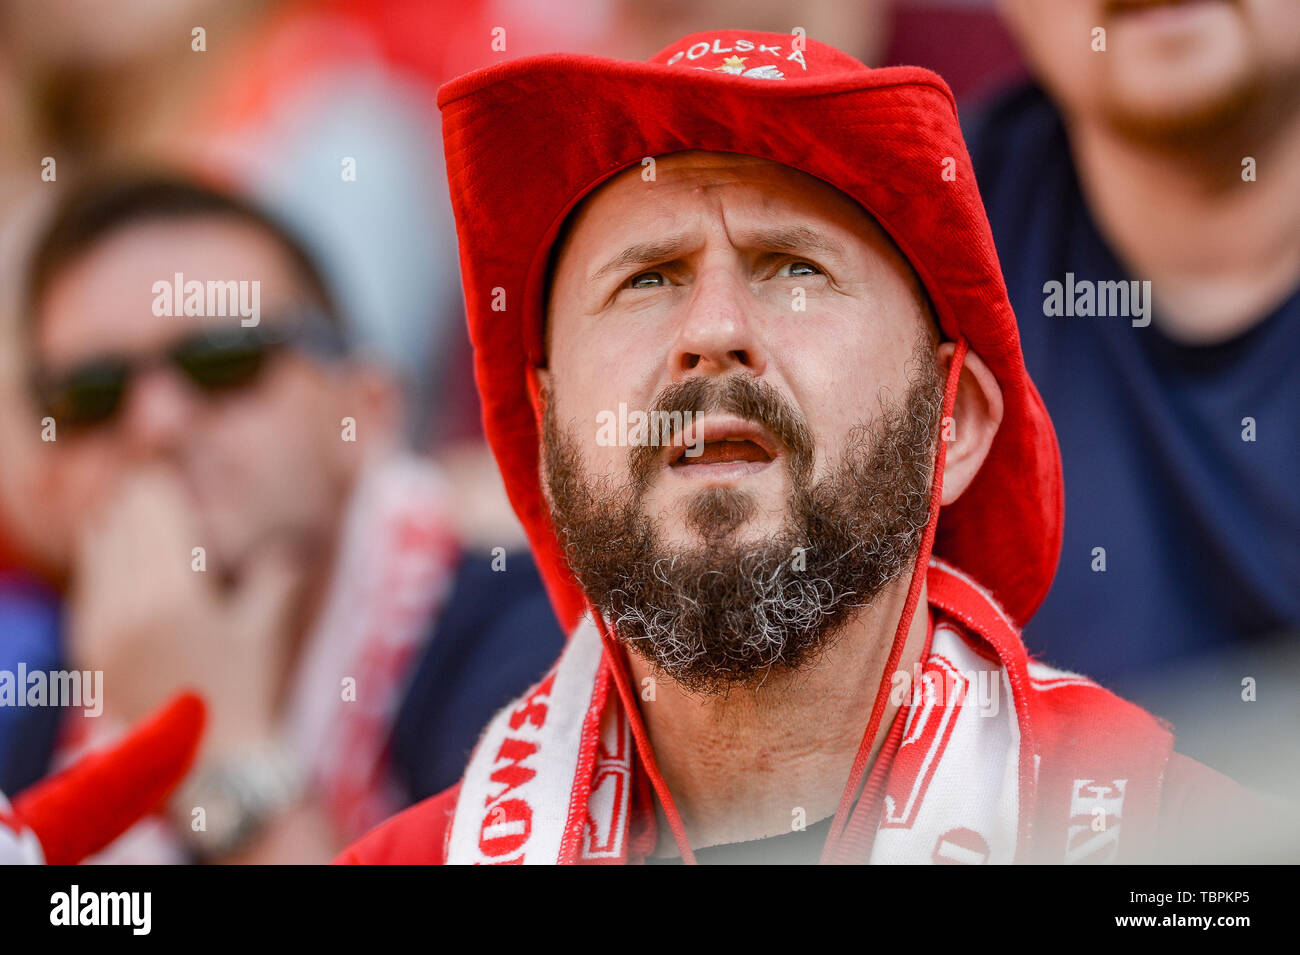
left=735, top=226, right=844, bottom=259
left=590, top=236, right=693, bottom=282
left=588, top=226, right=845, bottom=283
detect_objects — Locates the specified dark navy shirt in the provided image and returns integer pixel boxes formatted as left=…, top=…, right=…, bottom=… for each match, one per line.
left=964, top=84, right=1300, bottom=687
left=0, top=574, right=64, bottom=794
left=388, top=548, right=565, bottom=801
left=645, top=814, right=835, bottom=865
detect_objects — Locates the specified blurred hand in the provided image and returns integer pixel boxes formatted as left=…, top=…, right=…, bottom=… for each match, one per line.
left=67, top=467, right=303, bottom=756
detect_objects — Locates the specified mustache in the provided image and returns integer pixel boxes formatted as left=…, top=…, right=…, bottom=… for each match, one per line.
left=627, top=374, right=816, bottom=490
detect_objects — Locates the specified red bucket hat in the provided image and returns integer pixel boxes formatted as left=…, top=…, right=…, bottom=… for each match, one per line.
left=438, top=29, right=1063, bottom=631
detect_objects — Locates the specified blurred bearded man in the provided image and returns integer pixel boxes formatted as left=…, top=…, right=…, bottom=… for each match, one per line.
left=342, top=31, right=1293, bottom=865
left=967, top=2, right=1300, bottom=734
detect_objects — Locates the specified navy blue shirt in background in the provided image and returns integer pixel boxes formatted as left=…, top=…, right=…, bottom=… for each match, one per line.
left=963, top=85, right=1300, bottom=694
left=0, top=574, right=64, bottom=794
left=389, top=548, right=565, bottom=801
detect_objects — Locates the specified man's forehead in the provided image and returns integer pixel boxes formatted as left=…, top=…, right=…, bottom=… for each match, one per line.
left=37, top=218, right=306, bottom=361
left=552, top=150, right=886, bottom=270
left=541, top=150, right=937, bottom=336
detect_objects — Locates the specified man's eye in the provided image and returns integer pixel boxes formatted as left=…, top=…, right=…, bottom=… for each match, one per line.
left=778, top=261, right=821, bottom=278
left=627, top=271, right=668, bottom=289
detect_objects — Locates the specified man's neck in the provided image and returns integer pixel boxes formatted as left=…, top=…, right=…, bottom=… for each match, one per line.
left=1067, top=90, right=1300, bottom=343
left=628, top=575, right=931, bottom=854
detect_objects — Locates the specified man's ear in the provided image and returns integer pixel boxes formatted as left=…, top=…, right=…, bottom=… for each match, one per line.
left=331, top=361, right=399, bottom=469
left=529, top=366, right=551, bottom=433
left=355, top=362, right=400, bottom=420
left=531, top=366, right=553, bottom=508
left=937, top=342, right=1003, bottom=506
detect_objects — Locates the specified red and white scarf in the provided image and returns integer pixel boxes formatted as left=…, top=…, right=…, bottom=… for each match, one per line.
left=447, top=557, right=1174, bottom=864
left=282, top=455, right=460, bottom=838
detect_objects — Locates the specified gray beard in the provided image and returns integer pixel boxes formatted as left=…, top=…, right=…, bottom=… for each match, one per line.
left=542, top=342, right=943, bottom=696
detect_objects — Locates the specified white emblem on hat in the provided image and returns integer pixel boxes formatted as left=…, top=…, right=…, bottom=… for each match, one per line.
left=711, top=55, right=786, bottom=80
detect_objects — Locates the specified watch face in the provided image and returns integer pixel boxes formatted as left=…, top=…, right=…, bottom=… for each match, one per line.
left=171, top=747, right=302, bottom=858
left=202, top=786, right=243, bottom=846
left=179, top=774, right=252, bottom=857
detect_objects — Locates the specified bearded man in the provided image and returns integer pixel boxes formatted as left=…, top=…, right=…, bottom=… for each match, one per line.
left=340, top=30, right=1289, bottom=864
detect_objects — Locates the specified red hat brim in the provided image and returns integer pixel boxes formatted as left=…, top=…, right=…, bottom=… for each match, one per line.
left=438, top=48, right=1062, bottom=630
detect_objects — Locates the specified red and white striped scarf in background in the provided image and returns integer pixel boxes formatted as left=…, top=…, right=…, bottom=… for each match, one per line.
left=283, top=455, right=460, bottom=839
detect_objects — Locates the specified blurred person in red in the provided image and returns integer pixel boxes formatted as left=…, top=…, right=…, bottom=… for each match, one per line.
left=963, top=0, right=1300, bottom=789
left=6, top=172, right=553, bottom=863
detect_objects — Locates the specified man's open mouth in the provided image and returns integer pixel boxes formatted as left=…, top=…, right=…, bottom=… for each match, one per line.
left=666, top=416, right=778, bottom=479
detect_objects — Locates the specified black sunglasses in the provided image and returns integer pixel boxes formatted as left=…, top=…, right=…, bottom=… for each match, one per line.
left=33, top=314, right=348, bottom=433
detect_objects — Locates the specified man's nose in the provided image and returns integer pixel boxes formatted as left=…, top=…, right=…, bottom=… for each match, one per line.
left=118, top=366, right=195, bottom=455
left=667, top=267, right=768, bottom=381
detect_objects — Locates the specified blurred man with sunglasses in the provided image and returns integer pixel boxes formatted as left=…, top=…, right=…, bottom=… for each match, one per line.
left=3, top=174, right=564, bottom=863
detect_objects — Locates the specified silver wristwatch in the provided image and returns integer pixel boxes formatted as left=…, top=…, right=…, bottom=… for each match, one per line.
left=169, top=739, right=307, bottom=861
